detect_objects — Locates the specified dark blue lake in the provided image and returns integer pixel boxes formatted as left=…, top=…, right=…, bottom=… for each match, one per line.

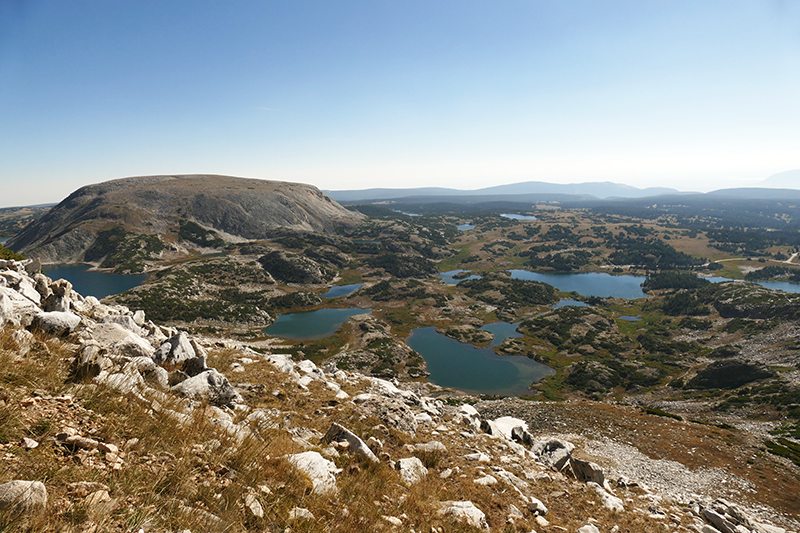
left=480, top=321, right=523, bottom=348
left=510, top=270, right=648, bottom=299
left=321, top=283, right=363, bottom=298
left=706, top=276, right=800, bottom=294
left=43, top=264, right=148, bottom=299
left=407, top=326, right=554, bottom=396
left=552, top=299, right=590, bottom=308
left=263, top=308, right=370, bottom=340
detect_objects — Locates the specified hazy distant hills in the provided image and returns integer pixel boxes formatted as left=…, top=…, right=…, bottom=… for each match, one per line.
left=326, top=181, right=680, bottom=203
left=7, top=175, right=362, bottom=265
left=760, top=169, right=800, bottom=189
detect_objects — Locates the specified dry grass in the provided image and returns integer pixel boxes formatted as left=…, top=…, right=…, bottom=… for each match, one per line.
left=0, top=324, right=781, bottom=532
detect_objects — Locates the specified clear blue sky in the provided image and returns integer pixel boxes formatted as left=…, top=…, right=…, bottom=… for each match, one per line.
left=1, top=0, right=799, bottom=207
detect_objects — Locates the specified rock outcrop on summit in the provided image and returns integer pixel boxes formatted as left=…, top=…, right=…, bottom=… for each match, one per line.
left=7, top=175, right=363, bottom=267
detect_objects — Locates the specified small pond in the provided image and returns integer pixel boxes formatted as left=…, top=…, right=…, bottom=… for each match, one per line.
left=408, top=327, right=554, bottom=396
left=43, top=264, right=148, bottom=299
left=480, top=321, right=523, bottom=348
left=439, top=269, right=482, bottom=285
left=552, top=299, right=590, bottom=308
left=510, top=270, right=648, bottom=299
left=321, top=283, right=363, bottom=298
left=393, top=210, right=421, bottom=217
left=618, top=315, right=642, bottom=322
left=263, top=308, right=370, bottom=340
left=457, top=224, right=476, bottom=231
left=501, top=214, right=538, bottom=221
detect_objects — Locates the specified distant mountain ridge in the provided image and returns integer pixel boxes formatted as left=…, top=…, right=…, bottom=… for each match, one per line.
left=760, top=169, right=800, bottom=189
left=8, top=174, right=363, bottom=267
left=326, top=181, right=680, bottom=203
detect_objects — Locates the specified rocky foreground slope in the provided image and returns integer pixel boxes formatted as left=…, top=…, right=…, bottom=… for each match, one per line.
left=0, top=258, right=797, bottom=533
left=6, top=175, right=363, bottom=268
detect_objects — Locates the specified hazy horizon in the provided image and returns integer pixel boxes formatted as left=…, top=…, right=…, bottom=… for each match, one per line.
left=2, top=1, right=798, bottom=207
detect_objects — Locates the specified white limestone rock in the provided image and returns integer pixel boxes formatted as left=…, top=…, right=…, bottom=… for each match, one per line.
left=415, top=441, right=447, bottom=454
left=171, top=369, right=242, bottom=406
left=91, top=322, right=155, bottom=358
left=32, top=311, right=81, bottom=335
left=396, top=457, right=428, bottom=485
left=154, top=332, right=196, bottom=365
left=322, top=422, right=379, bottom=463
left=531, top=438, right=574, bottom=470
left=438, top=501, right=489, bottom=530
left=0, top=480, right=47, bottom=515
left=587, top=481, right=624, bottom=513
left=288, top=451, right=341, bottom=495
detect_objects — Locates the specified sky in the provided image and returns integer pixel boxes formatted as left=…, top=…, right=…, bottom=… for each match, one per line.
left=1, top=1, right=799, bottom=207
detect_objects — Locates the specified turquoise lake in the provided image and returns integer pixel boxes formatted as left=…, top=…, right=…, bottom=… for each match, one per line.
left=321, top=283, right=363, bottom=298
left=407, top=326, right=554, bottom=396
left=44, top=264, right=148, bottom=299
left=263, top=308, right=370, bottom=340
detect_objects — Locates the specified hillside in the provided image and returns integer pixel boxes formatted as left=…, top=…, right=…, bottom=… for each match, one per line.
left=1, top=258, right=798, bottom=532
left=6, top=175, right=363, bottom=271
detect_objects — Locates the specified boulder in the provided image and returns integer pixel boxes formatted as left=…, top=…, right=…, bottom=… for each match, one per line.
left=528, top=496, right=548, bottom=515
left=703, top=508, right=738, bottom=533
left=289, top=507, right=315, bottom=521
left=91, top=322, right=155, bottom=358
left=511, top=425, right=535, bottom=447
left=352, top=394, right=418, bottom=435
left=71, top=343, right=112, bottom=381
left=0, top=480, right=47, bottom=515
left=0, top=287, right=38, bottom=326
left=182, top=355, right=210, bottom=377
left=459, top=404, right=481, bottom=431
left=288, top=451, right=341, bottom=495
left=532, top=438, right=575, bottom=470
left=43, top=279, right=71, bottom=312
left=171, top=369, right=242, bottom=406
left=415, top=441, right=447, bottom=454
left=154, top=332, right=196, bottom=365
left=94, top=367, right=146, bottom=395
left=486, top=416, right=527, bottom=440
left=571, top=457, right=607, bottom=487
left=101, top=314, right=141, bottom=335
left=243, top=493, right=264, bottom=519
left=577, top=526, right=601, bottom=533
left=437, top=501, right=489, bottom=530
left=587, top=481, right=624, bottom=513
left=32, top=311, right=81, bottom=335
left=322, top=423, right=379, bottom=463
left=395, top=457, right=428, bottom=485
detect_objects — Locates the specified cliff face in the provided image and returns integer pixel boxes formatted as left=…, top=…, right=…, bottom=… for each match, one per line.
left=7, top=175, right=363, bottom=266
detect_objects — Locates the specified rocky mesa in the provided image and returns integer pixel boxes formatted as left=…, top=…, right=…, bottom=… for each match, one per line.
left=6, top=175, right=363, bottom=270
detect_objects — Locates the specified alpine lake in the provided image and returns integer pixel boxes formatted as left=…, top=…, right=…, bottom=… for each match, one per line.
left=33, top=262, right=800, bottom=396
